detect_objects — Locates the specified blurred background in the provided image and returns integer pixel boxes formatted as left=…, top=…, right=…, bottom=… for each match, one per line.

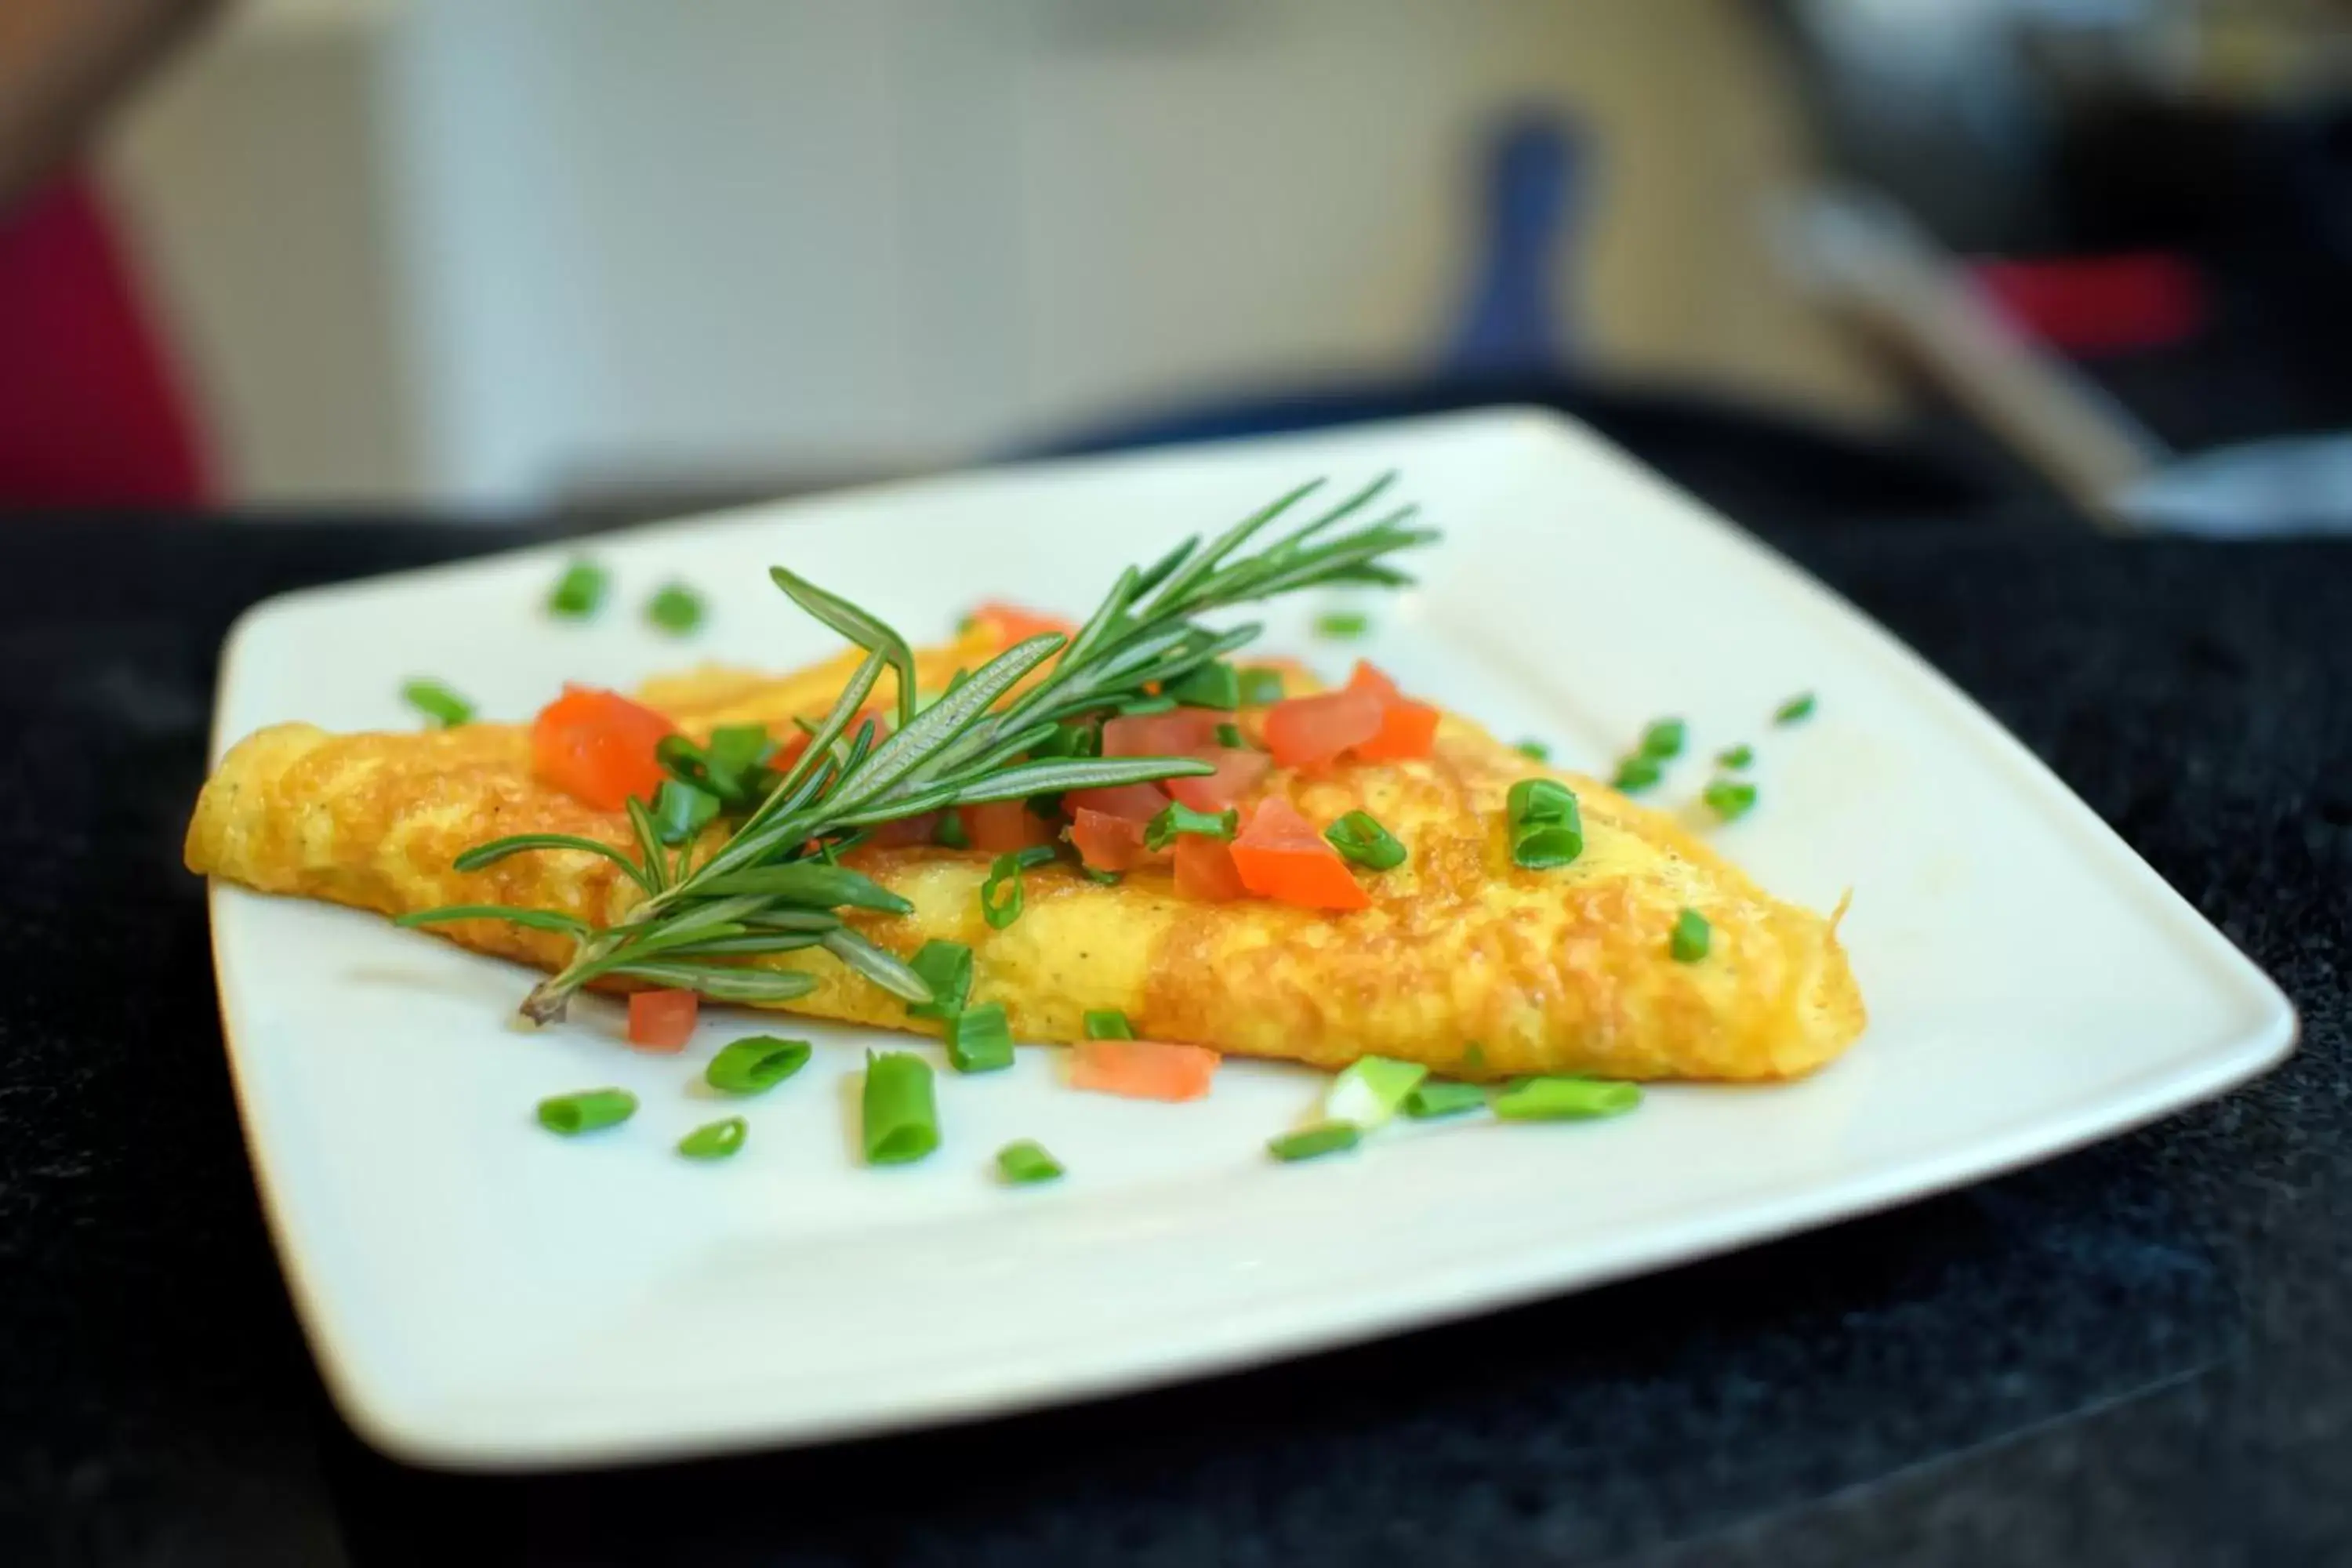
left=9, top=0, right=2352, bottom=530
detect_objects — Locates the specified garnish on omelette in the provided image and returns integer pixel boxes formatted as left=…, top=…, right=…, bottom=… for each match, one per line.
left=186, top=477, right=1864, bottom=1142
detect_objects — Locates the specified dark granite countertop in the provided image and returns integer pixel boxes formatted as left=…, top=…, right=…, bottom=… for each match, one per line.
left=0, top=514, right=2343, bottom=1567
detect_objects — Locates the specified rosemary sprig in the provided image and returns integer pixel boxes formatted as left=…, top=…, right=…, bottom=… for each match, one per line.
left=398, top=474, right=1432, bottom=1024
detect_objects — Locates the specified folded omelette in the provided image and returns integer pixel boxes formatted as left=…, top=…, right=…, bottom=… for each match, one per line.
left=186, top=628, right=1864, bottom=1081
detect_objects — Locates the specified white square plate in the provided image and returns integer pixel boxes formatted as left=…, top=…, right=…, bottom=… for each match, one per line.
left=205, top=409, right=2294, bottom=1468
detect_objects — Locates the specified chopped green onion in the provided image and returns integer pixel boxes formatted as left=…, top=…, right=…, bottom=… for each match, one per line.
left=653, top=779, right=720, bottom=846
left=1639, top=718, right=1686, bottom=759
left=1080, top=866, right=1123, bottom=886
left=546, top=559, right=608, bottom=619
left=1118, top=694, right=1178, bottom=716
left=862, top=1052, right=939, bottom=1165
left=980, top=846, right=1057, bottom=929
left=1403, top=1080, right=1486, bottom=1120
left=933, top=811, right=971, bottom=850
left=677, top=1116, right=747, bottom=1160
left=1145, top=801, right=1239, bottom=852
left=1267, top=1121, right=1363, bottom=1162
left=1774, top=691, right=1816, bottom=725
left=1670, top=909, right=1711, bottom=963
left=906, top=940, right=974, bottom=1022
left=1164, top=661, right=1242, bottom=710
left=996, top=1139, right=1065, bottom=1185
left=1083, top=1009, right=1134, bottom=1040
left=947, top=1003, right=1014, bottom=1073
left=1702, top=779, right=1758, bottom=822
left=1506, top=778, right=1584, bottom=870
left=536, top=1088, right=637, bottom=1135
left=1323, top=810, right=1406, bottom=871
left=1214, top=722, right=1247, bottom=748
left=1715, top=743, right=1754, bottom=770
left=1612, top=755, right=1662, bottom=793
left=646, top=582, right=705, bottom=635
left=702, top=724, right=773, bottom=798
left=1237, top=669, right=1287, bottom=706
left=1461, top=1040, right=1486, bottom=1074
left=1492, top=1076, right=1642, bottom=1121
left=1325, top=1054, right=1428, bottom=1127
left=402, top=680, right=474, bottom=728
left=1515, top=740, right=1551, bottom=762
left=705, top=1035, right=812, bottom=1095
left=1312, top=612, right=1371, bottom=641
left=1029, top=722, right=1100, bottom=761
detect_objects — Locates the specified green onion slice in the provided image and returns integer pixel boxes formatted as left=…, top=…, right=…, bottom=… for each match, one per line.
left=1639, top=717, right=1686, bottom=759
left=980, top=846, right=1057, bottom=929
left=1237, top=669, right=1287, bottom=706
left=1612, top=755, right=1663, bottom=793
left=1029, top=722, right=1101, bottom=761
left=996, top=1139, right=1065, bottom=1185
left=1164, top=661, right=1242, bottom=710
left=946, top=1003, right=1014, bottom=1073
left=1118, top=694, right=1178, bottom=716
left=862, top=1052, right=940, bottom=1164
left=1702, top=779, right=1758, bottom=822
left=677, top=1116, right=748, bottom=1160
left=933, top=811, right=971, bottom=850
left=1312, top=612, right=1371, bottom=640
left=1775, top=691, right=1816, bottom=725
left=706, top=1036, right=812, bottom=1095
left=1403, top=1080, right=1486, bottom=1120
left=1083, top=1009, right=1134, bottom=1040
left=1515, top=740, right=1551, bottom=762
left=1323, top=810, right=1406, bottom=871
left=1214, top=722, right=1247, bottom=749
left=402, top=680, right=474, bottom=728
left=1715, top=743, right=1754, bottom=770
left=1325, top=1054, right=1428, bottom=1127
left=1492, top=1076, right=1642, bottom=1122
left=646, top=582, right=706, bottom=634
left=1506, top=778, right=1584, bottom=870
left=1267, top=1121, right=1363, bottom=1162
left=905, top=940, right=974, bottom=1021
left=536, top=1088, right=637, bottom=1135
left=547, top=559, right=608, bottom=619
left=1670, top=909, right=1711, bottom=963
left=653, top=779, right=721, bottom=846
left=1145, top=801, right=1239, bottom=852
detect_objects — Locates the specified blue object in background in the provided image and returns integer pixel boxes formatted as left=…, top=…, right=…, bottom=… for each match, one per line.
left=1444, top=110, right=1584, bottom=376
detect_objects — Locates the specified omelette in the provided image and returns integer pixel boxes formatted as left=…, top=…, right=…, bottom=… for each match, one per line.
left=185, top=623, right=1865, bottom=1082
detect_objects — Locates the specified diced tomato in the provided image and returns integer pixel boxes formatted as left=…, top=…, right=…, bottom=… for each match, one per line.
left=866, top=811, right=942, bottom=849
left=1061, top=782, right=1169, bottom=822
left=1345, top=660, right=1402, bottom=704
left=1102, top=709, right=1225, bottom=758
left=973, top=601, right=1076, bottom=644
left=1068, top=1038, right=1221, bottom=1102
left=532, top=685, right=677, bottom=811
left=959, top=800, right=1056, bottom=852
left=1163, top=746, right=1271, bottom=813
left=1330, top=661, right=1439, bottom=762
left=1352, top=699, right=1440, bottom=762
left=1174, top=833, right=1249, bottom=901
left=1229, top=797, right=1370, bottom=911
left=628, top=989, right=699, bottom=1052
left=1070, top=808, right=1149, bottom=873
left=1261, top=688, right=1383, bottom=771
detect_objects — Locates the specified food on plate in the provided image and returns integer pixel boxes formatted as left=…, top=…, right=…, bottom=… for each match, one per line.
left=186, top=477, right=1864, bottom=1089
